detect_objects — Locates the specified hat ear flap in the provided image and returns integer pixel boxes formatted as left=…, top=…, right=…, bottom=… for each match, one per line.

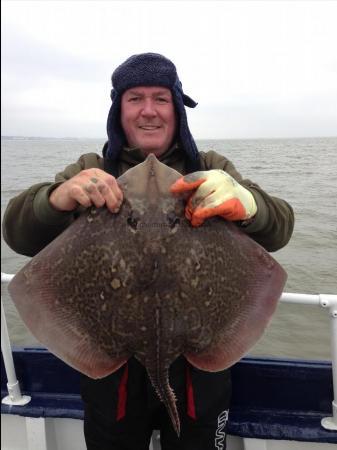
left=172, top=89, right=200, bottom=172
left=173, top=79, right=198, bottom=108
left=106, top=94, right=125, bottom=160
left=110, top=89, right=117, bottom=101
left=182, top=93, right=198, bottom=108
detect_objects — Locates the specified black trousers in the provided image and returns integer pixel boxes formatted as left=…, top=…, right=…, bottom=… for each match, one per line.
left=81, top=356, right=231, bottom=450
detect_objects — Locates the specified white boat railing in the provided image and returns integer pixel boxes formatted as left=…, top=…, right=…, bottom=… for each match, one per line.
left=1, top=273, right=30, bottom=407
left=1, top=271, right=337, bottom=431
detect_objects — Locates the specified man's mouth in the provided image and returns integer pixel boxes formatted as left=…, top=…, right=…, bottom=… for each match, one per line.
left=138, top=125, right=161, bottom=130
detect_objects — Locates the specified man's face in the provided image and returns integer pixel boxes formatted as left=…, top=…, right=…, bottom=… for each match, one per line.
left=121, top=86, right=176, bottom=157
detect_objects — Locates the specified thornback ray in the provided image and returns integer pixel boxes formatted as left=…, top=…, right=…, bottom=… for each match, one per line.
left=8, top=153, right=287, bottom=436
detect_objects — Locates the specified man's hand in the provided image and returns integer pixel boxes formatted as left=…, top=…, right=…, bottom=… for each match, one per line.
left=170, top=170, right=257, bottom=227
left=49, top=169, right=123, bottom=213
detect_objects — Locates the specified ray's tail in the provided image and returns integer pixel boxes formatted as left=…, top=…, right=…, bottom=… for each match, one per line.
left=147, top=367, right=181, bottom=436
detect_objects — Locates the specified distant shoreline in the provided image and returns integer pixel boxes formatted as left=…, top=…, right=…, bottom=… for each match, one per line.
left=1, top=136, right=103, bottom=141
left=2, top=135, right=337, bottom=141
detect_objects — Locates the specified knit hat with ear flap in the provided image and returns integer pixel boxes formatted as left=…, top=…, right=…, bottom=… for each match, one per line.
left=105, top=52, right=200, bottom=171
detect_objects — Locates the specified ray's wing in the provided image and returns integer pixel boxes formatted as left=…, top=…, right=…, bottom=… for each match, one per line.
left=8, top=207, right=133, bottom=378
left=166, top=218, right=287, bottom=371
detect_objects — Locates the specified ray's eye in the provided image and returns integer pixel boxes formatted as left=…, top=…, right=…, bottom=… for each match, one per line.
left=167, top=212, right=180, bottom=229
left=127, top=213, right=139, bottom=230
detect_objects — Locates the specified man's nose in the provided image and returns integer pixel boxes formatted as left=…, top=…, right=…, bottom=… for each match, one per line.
left=141, top=99, right=157, bottom=117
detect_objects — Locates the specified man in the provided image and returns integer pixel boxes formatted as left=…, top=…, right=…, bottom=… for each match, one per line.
left=3, top=53, right=294, bottom=450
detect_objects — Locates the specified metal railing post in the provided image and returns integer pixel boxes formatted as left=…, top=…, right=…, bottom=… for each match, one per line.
left=280, top=292, right=337, bottom=431
left=1, top=272, right=31, bottom=406
left=320, top=294, right=337, bottom=431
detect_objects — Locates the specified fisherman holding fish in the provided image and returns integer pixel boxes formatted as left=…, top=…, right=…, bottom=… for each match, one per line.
left=3, top=53, right=294, bottom=450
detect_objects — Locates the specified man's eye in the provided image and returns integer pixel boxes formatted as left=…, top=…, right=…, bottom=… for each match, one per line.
left=157, top=97, right=169, bottom=103
left=129, top=97, right=140, bottom=102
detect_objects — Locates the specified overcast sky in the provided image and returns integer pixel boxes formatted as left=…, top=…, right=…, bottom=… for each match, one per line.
left=2, top=0, right=337, bottom=139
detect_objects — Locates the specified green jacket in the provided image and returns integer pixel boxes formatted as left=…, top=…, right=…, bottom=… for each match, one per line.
left=3, top=146, right=294, bottom=257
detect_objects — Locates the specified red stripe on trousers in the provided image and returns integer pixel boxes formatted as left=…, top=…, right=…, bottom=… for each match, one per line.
left=186, top=364, right=197, bottom=419
left=116, top=363, right=128, bottom=421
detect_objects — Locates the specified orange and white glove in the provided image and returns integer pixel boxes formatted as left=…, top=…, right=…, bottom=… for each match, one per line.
left=170, top=170, right=257, bottom=227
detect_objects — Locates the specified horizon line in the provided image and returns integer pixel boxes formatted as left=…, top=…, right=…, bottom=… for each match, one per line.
left=2, top=135, right=337, bottom=141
